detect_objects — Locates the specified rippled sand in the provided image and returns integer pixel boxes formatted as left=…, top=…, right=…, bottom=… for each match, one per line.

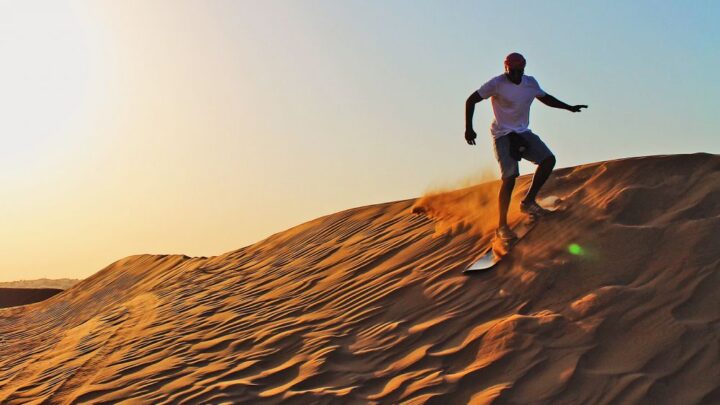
left=1, top=153, right=718, bottom=404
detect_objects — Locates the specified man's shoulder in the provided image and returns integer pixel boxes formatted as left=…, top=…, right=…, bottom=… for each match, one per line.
left=478, top=74, right=506, bottom=96
left=524, top=75, right=541, bottom=85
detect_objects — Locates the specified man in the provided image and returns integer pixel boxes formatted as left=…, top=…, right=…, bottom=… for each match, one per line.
left=465, top=52, right=587, bottom=241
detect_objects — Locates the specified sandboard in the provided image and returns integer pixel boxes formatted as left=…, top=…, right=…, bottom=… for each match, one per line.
left=463, top=196, right=565, bottom=274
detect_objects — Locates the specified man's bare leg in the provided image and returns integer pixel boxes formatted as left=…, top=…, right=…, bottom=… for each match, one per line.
left=523, top=155, right=556, bottom=203
left=499, top=177, right=516, bottom=228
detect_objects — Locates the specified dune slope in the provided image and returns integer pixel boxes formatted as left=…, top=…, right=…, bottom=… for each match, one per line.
left=0, top=153, right=718, bottom=404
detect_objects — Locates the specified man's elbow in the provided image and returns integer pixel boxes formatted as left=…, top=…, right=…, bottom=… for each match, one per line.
left=536, top=94, right=554, bottom=107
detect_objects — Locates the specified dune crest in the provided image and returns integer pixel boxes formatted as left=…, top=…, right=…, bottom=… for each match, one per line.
left=1, top=153, right=718, bottom=404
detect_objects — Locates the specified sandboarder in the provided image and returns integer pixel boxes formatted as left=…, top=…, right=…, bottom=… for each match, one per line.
left=465, top=52, right=587, bottom=241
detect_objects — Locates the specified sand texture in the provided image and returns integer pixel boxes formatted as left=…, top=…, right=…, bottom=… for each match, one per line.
left=0, top=153, right=718, bottom=404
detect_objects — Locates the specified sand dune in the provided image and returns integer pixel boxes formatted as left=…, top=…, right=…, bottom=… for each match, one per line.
left=0, top=153, right=718, bottom=404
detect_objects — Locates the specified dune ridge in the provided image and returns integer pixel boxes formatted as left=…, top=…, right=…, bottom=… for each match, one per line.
left=0, top=153, right=718, bottom=404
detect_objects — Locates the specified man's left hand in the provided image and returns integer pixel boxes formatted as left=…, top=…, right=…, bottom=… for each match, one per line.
left=569, top=105, right=588, bottom=113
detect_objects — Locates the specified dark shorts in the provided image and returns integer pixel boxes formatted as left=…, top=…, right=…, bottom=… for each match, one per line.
left=493, top=130, right=554, bottom=179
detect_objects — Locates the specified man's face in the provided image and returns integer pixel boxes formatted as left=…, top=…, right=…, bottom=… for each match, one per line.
left=506, top=66, right=524, bottom=82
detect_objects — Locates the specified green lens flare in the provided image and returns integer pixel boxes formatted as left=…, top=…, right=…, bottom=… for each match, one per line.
left=568, top=243, right=584, bottom=255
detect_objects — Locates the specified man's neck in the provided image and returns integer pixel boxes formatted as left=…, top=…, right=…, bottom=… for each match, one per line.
left=505, top=73, right=523, bottom=85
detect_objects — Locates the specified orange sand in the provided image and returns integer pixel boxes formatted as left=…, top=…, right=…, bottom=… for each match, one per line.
left=0, top=153, right=718, bottom=404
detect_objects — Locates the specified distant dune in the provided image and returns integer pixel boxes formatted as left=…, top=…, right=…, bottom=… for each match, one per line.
left=0, top=278, right=81, bottom=290
left=0, top=288, right=64, bottom=309
left=0, top=153, right=718, bottom=404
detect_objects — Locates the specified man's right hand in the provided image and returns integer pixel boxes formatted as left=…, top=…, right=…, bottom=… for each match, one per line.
left=465, top=129, right=477, bottom=145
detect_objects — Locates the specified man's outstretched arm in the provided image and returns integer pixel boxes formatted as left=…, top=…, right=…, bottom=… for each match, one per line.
left=537, top=94, right=588, bottom=113
left=465, top=92, right=483, bottom=145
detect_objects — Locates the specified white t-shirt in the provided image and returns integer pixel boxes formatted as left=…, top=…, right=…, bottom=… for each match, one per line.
left=476, top=74, right=546, bottom=139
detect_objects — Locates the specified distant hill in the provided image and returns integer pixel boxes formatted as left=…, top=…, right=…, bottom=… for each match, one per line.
left=0, top=278, right=81, bottom=290
left=0, top=288, right=64, bottom=309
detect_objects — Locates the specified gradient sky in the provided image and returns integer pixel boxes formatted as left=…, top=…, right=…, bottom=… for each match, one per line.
left=1, top=1, right=718, bottom=281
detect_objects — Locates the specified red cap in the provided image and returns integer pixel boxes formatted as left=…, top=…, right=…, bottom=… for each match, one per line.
left=504, top=53, right=526, bottom=69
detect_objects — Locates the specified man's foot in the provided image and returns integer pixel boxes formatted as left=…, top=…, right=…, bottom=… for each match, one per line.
left=496, top=224, right=517, bottom=241
left=520, top=199, right=551, bottom=217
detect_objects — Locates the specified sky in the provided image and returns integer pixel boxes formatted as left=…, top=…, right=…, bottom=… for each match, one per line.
left=1, top=1, right=718, bottom=281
